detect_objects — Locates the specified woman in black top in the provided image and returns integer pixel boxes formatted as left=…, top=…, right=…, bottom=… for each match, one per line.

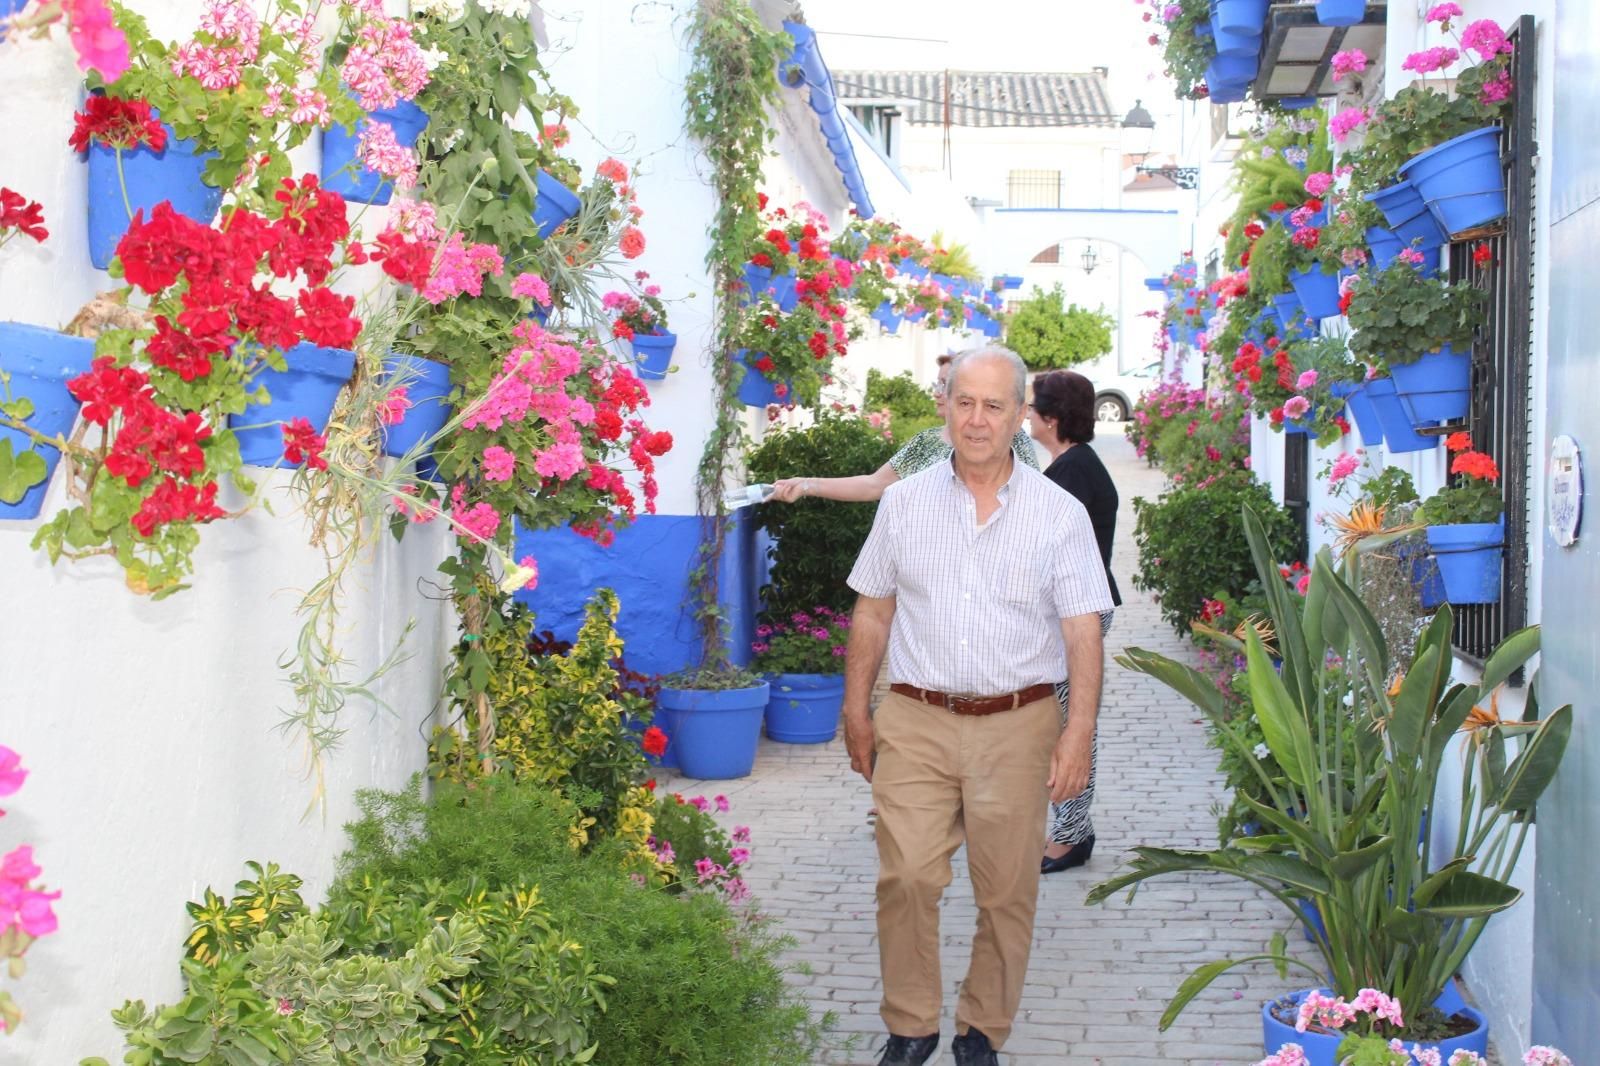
left=1027, top=369, right=1121, bottom=874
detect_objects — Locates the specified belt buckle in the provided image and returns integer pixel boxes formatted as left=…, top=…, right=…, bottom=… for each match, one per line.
left=945, top=692, right=974, bottom=715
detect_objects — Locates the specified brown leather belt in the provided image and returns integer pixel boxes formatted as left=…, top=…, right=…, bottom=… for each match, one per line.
left=889, top=682, right=1057, bottom=717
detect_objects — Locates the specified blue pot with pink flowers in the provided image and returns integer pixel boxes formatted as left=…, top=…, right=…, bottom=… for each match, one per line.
left=320, top=98, right=430, bottom=206
left=762, top=673, right=845, bottom=744
left=1391, top=343, right=1471, bottom=426
left=1288, top=266, right=1342, bottom=321
left=1401, top=126, right=1508, bottom=237
left=1262, top=989, right=1488, bottom=1066
left=380, top=354, right=453, bottom=461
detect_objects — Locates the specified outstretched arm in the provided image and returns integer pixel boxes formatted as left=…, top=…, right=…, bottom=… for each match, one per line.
left=770, top=459, right=900, bottom=504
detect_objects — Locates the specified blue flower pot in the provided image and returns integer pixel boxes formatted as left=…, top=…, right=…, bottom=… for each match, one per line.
left=903, top=307, right=928, bottom=323
left=656, top=681, right=771, bottom=779
left=1363, top=181, right=1448, bottom=251
left=1391, top=343, right=1470, bottom=426
left=1314, top=0, right=1365, bottom=26
left=1396, top=540, right=1447, bottom=609
left=735, top=349, right=788, bottom=408
left=86, top=125, right=222, bottom=270
left=1271, top=292, right=1304, bottom=333
left=630, top=331, right=677, bottom=380
left=1365, top=377, right=1437, bottom=454
left=532, top=169, right=580, bottom=238
left=871, top=301, right=904, bottom=333
left=1212, top=0, right=1268, bottom=36
left=1293, top=897, right=1327, bottom=943
left=320, top=98, right=429, bottom=206
left=1401, top=126, right=1508, bottom=236
left=1330, top=381, right=1383, bottom=447
left=763, top=673, right=844, bottom=743
left=1194, top=18, right=1213, bottom=37
left=0, top=324, right=96, bottom=520
left=230, top=342, right=357, bottom=467
left=1288, top=266, right=1341, bottom=320
left=900, top=261, right=930, bottom=281
left=380, top=354, right=452, bottom=461
left=1426, top=517, right=1504, bottom=604
left=1211, top=52, right=1259, bottom=84
left=1210, top=16, right=1261, bottom=58
left=769, top=271, right=799, bottom=312
left=741, top=261, right=774, bottom=303
left=1263, top=989, right=1488, bottom=1066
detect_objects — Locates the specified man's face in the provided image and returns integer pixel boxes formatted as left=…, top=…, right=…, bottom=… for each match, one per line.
left=946, top=357, right=1023, bottom=468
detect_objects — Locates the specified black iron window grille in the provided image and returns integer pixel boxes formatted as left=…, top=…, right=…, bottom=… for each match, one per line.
left=1447, top=14, right=1536, bottom=665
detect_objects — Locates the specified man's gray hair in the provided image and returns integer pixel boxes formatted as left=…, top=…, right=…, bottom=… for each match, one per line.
left=947, top=345, right=1028, bottom=408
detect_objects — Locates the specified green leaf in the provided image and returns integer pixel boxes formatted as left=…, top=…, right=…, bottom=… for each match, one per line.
left=1390, top=643, right=1441, bottom=759
left=1479, top=625, right=1540, bottom=693
left=1412, top=869, right=1521, bottom=918
left=0, top=439, right=47, bottom=504
left=1496, top=704, right=1573, bottom=813
left=1328, top=835, right=1392, bottom=880
left=1411, top=857, right=1471, bottom=907
left=1244, top=625, right=1311, bottom=788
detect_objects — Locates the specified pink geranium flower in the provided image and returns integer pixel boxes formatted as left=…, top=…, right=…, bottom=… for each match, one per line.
left=1329, top=48, right=1368, bottom=79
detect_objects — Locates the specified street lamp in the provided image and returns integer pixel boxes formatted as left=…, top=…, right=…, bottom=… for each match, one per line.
left=1121, top=99, right=1199, bottom=190
left=1080, top=243, right=1099, bottom=274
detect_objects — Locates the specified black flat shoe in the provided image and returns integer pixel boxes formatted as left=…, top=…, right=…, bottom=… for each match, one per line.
left=1040, top=833, right=1095, bottom=874
left=952, top=1027, right=999, bottom=1066
left=877, top=1032, right=939, bottom=1066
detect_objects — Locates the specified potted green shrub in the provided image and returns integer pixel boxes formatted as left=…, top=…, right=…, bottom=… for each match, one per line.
left=1090, top=506, right=1572, bottom=1061
left=750, top=607, right=849, bottom=743
left=1345, top=258, right=1485, bottom=427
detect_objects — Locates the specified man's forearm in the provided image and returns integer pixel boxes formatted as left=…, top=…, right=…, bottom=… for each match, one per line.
left=1062, top=616, right=1104, bottom=735
left=844, top=597, right=893, bottom=716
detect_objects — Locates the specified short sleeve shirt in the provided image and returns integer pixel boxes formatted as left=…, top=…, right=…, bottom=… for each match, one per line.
left=847, top=457, right=1115, bottom=694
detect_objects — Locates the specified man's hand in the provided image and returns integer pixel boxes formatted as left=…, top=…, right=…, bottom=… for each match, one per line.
left=843, top=708, right=875, bottom=783
left=1046, top=726, right=1091, bottom=803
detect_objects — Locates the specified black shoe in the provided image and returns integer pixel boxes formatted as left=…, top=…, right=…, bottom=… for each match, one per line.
left=877, top=1032, right=939, bottom=1066
left=1040, top=833, right=1095, bottom=874
left=952, top=1027, right=999, bottom=1066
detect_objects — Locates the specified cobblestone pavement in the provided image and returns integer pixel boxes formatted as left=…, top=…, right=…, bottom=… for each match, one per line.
left=665, top=430, right=1305, bottom=1065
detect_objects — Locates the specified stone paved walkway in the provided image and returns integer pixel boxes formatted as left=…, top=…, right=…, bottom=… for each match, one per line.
left=666, top=430, right=1303, bottom=1065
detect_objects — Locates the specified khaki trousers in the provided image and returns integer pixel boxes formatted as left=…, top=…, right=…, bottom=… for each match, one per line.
left=871, top=689, right=1060, bottom=1049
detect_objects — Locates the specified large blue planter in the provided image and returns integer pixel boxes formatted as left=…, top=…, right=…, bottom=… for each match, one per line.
left=1330, top=381, right=1383, bottom=447
left=656, top=681, right=770, bottom=780
left=769, top=272, right=799, bottom=312
left=899, top=261, right=930, bottom=281
left=1263, top=989, right=1488, bottom=1066
left=230, top=342, right=357, bottom=466
left=1426, top=518, right=1504, bottom=604
left=87, top=125, right=221, bottom=269
left=1391, top=343, right=1470, bottom=426
left=1213, top=0, right=1268, bottom=35
left=871, top=301, right=904, bottom=333
left=1401, top=126, right=1508, bottom=236
left=1365, top=377, right=1437, bottom=454
left=762, top=673, right=844, bottom=743
left=320, top=98, right=429, bottom=206
left=0, top=324, right=96, bottom=520
left=1288, top=266, right=1342, bottom=320
left=380, top=354, right=452, bottom=461
left=1315, top=0, right=1365, bottom=25
left=532, top=169, right=580, bottom=238
left=630, top=331, right=677, bottom=381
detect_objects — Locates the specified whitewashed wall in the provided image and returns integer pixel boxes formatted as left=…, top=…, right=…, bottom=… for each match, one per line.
left=0, top=20, right=455, bottom=1063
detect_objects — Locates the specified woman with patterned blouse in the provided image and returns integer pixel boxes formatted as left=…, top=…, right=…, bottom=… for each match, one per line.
left=767, top=354, right=1038, bottom=506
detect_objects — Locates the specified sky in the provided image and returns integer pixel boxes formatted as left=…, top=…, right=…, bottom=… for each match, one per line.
left=793, top=0, right=1185, bottom=136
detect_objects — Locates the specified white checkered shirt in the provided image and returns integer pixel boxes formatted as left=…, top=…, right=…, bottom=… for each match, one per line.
left=847, top=457, right=1115, bottom=695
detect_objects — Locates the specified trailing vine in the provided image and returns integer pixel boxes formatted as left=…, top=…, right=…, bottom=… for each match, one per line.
left=682, top=0, right=786, bottom=676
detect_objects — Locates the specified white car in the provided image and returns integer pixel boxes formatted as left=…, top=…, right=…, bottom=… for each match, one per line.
left=1084, top=360, right=1162, bottom=422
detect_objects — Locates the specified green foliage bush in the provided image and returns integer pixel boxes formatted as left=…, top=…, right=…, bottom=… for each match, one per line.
left=1132, top=470, right=1299, bottom=634
left=863, top=368, right=940, bottom=443
left=1005, top=285, right=1115, bottom=370
left=746, top=410, right=895, bottom=616
left=336, top=779, right=820, bottom=1066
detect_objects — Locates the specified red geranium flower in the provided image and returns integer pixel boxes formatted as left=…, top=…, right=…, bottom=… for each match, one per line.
left=68, top=95, right=166, bottom=153
left=281, top=417, right=328, bottom=471
left=641, top=726, right=668, bottom=758
left=1445, top=430, right=1474, bottom=452
left=1471, top=242, right=1493, bottom=268
left=0, top=187, right=47, bottom=244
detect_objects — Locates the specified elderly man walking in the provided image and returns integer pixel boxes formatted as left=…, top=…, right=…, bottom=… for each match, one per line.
left=843, top=347, right=1115, bottom=1066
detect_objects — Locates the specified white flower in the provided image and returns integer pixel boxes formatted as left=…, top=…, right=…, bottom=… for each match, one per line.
left=1253, top=742, right=1271, bottom=761
left=478, top=0, right=532, bottom=17
left=414, top=0, right=466, bottom=18
left=418, top=45, right=449, bottom=72
left=1342, top=690, right=1355, bottom=707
